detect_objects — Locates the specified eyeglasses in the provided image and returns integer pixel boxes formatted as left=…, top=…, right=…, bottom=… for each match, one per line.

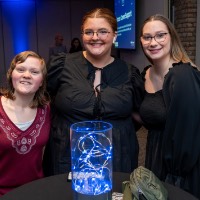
left=82, top=29, right=110, bottom=39
left=141, top=32, right=168, bottom=45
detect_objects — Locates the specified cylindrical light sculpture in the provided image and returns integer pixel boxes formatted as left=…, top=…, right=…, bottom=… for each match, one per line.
left=70, top=121, right=113, bottom=200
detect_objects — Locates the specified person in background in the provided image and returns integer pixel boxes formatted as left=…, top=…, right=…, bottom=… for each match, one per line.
left=0, top=51, right=50, bottom=196
left=139, top=14, right=200, bottom=199
left=43, top=8, right=144, bottom=175
left=49, top=33, right=67, bottom=58
left=69, top=37, right=83, bottom=53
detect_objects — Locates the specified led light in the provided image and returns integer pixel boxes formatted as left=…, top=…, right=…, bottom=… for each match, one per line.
left=2, top=1, right=35, bottom=54
left=70, top=121, right=113, bottom=196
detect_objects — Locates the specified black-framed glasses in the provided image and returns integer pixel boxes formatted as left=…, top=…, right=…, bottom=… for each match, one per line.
left=82, top=29, right=110, bottom=39
left=141, top=32, right=168, bottom=45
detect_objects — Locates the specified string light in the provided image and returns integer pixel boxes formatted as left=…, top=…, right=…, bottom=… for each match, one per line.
left=71, top=121, right=112, bottom=195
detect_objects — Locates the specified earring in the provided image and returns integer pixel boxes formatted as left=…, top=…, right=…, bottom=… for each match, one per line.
left=113, top=37, right=116, bottom=44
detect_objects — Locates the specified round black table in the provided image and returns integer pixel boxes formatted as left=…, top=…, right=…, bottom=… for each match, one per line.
left=0, top=172, right=198, bottom=200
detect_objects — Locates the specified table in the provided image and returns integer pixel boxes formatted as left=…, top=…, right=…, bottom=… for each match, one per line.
left=0, top=172, right=198, bottom=200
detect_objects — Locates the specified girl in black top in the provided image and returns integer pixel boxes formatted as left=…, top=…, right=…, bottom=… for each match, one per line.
left=139, top=14, right=200, bottom=199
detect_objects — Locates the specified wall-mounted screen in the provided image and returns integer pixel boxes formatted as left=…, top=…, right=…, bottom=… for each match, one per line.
left=114, top=0, right=136, bottom=50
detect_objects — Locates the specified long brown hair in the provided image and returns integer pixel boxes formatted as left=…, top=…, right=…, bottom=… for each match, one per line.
left=140, top=14, right=194, bottom=65
left=1, top=51, right=50, bottom=108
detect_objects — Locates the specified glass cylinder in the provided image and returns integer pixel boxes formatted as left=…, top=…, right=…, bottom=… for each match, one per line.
left=70, top=121, right=113, bottom=200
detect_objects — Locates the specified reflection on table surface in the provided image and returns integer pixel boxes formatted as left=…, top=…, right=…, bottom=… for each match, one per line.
left=0, top=172, right=198, bottom=200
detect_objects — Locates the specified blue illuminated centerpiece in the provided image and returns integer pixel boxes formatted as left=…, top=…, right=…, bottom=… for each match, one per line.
left=70, top=121, right=112, bottom=200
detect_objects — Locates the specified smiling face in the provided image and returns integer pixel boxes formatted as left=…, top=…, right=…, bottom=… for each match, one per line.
left=141, top=20, right=171, bottom=63
left=11, top=56, right=44, bottom=97
left=82, top=17, right=116, bottom=59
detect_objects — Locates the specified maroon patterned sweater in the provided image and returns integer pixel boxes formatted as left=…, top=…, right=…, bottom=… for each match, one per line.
left=0, top=98, right=50, bottom=196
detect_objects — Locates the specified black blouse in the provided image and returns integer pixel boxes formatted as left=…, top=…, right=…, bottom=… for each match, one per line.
left=44, top=51, right=145, bottom=174
left=139, top=66, right=166, bottom=130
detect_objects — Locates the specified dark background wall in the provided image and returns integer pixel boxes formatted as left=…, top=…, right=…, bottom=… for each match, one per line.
left=172, top=0, right=197, bottom=62
left=0, top=0, right=168, bottom=85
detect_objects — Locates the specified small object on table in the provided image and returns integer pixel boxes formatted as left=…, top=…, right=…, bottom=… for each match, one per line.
left=67, top=172, right=72, bottom=182
left=112, top=192, right=123, bottom=200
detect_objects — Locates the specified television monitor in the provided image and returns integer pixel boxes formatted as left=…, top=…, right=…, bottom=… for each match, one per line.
left=114, top=0, right=136, bottom=49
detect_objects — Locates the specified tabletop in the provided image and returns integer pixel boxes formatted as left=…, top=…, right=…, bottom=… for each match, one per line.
left=0, top=172, right=198, bottom=200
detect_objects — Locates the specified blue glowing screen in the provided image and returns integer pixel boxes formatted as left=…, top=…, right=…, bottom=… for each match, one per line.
left=114, top=0, right=136, bottom=49
left=71, top=121, right=113, bottom=195
left=2, top=1, right=35, bottom=54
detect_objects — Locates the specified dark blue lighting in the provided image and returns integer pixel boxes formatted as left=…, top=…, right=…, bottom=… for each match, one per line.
left=2, top=0, right=35, bottom=54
